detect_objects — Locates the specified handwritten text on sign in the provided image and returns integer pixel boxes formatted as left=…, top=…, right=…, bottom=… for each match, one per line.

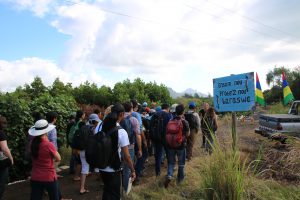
left=213, top=72, right=255, bottom=112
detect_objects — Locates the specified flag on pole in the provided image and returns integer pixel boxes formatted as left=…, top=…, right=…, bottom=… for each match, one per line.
left=282, top=71, right=294, bottom=105
left=255, top=73, right=265, bottom=106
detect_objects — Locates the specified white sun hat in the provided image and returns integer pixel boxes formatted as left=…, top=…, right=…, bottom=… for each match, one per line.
left=28, top=119, right=55, bottom=137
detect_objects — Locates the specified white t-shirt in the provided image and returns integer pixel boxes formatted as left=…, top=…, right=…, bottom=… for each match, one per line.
left=99, top=123, right=130, bottom=172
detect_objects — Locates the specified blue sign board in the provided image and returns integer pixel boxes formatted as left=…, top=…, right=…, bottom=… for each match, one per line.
left=213, top=72, right=255, bottom=112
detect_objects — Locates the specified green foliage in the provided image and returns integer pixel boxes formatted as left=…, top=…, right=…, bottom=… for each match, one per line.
left=267, top=102, right=290, bottom=114
left=0, top=90, right=77, bottom=181
left=265, top=66, right=300, bottom=103
left=175, top=97, right=213, bottom=110
left=0, top=94, right=33, bottom=181
left=113, top=78, right=172, bottom=104
left=50, top=78, right=73, bottom=97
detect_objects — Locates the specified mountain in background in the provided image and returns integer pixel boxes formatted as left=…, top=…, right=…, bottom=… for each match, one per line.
left=168, top=87, right=208, bottom=99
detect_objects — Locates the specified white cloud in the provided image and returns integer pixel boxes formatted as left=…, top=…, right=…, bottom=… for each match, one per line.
left=0, top=58, right=66, bottom=91
left=2, top=0, right=54, bottom=17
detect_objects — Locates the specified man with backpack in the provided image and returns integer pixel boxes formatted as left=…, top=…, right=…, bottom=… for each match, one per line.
left=150, top=103, right=172, bottom=177
left=131, top=99, right=148, bottom=185
left=85, top=104, right=136, bottom=200
left=120, top=102, right=142, bottom=192
left=184, top=102, right=200, bottom=161
left=164, top=104, right=190, bottom=188
left=69, top=110, right=85, bottom=181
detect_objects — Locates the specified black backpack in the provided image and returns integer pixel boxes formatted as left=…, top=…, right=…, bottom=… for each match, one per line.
left=184, top=112, right=198, bottom=130
left=85, top=127, right=121, bottom=170
left=149, top=112, right=164, bottom=142
left=72, top=124, right=92, bottom=150
left=120, top=116, right=135, bottom=145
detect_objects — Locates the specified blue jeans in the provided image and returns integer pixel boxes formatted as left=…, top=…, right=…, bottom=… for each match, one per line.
left=166, top=148, right=186, bottom=182
left=153, top=141, right=165, bottom=176
left=30, top=180, right=60, bottom=200
left=135, top=143, right=148, bottom=180
left=122, top=145, right=135, bottom=191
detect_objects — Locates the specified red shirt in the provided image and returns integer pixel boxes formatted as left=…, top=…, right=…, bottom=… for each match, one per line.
left=31, top=139, right=57, bottom=182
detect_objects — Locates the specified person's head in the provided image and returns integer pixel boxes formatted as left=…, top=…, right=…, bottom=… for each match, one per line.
left=161, top=103, right=170, bottom=112
left=189, top=102, right=196, bottom=110
left=69, top=113, right=76, bottom=121
left=207, top=107, right=216, bottom=117
left=75, top=110, right=85, bottom=122
left=32, top=111, right=43, bottom=123
left=93, top=108, right=105, bottom=120
left=88, top=113, right=101, bottom=126
left=151, top=102, right=157, bottom=109
left=170, top=104, right=178, bottom=113
left=104, top=105, right=113, bottom=118
left=0, top=115, right=7, bottom=130
left=123, top=101, right=133, bottom=113
left=28, top=119, right=56, bottom=159
left=175, top=104, right=185, bottom=116
left=131, top=99, right=138, bottom=111
left=203, top=102, right=210, bottom=111
left=111, top=103, right=125, bottom=122
left=142, top=102, right=148, bottom=107
left=46, top=111, right=58, bottom=124
left=101, top=112, right=118, bottom=133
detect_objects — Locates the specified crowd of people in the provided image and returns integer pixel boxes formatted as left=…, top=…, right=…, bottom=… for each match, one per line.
left=0, top=100, right=218, bottom=200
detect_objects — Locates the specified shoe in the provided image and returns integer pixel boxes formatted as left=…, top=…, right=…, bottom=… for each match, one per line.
left=57, top=174, right=64, bottom=179
left=164, top=177, right=171, bottom=188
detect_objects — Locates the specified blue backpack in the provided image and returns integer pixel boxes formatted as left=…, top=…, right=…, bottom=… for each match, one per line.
left=120, top=115, right=135, bottom=145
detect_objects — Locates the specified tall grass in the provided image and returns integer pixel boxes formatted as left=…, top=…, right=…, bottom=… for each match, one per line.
left=200, top=126, right=246, bottom=200
left=268, top=103, right=289, bottom=114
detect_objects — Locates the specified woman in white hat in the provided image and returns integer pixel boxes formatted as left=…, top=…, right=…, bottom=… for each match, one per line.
left=28, top=119, right=64, bottom=200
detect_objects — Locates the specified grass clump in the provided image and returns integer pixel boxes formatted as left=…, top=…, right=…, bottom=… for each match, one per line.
left=200, top=133, right=246, bottom=200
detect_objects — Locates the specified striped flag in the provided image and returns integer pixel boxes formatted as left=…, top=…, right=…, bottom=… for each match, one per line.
left=282, top=71, right=295, bottom=105
left=255, top=73, right=265, bottom=106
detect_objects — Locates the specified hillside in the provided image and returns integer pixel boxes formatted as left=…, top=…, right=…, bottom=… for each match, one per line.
left=168, top=87, right=208, bottom=99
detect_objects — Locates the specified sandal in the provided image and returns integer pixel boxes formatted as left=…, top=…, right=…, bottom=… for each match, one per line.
left=73, top=177, right=80, bottom=181
left=79, top=190, right=90, bottom=195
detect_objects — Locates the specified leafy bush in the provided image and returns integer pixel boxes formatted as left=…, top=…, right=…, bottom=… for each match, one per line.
left=0, top=92, right=78, bottom=181
left=0, top=94, right=33, bottom=181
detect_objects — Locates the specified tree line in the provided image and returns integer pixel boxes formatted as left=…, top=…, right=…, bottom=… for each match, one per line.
left=263, top=66, right=300, bottom=104
left=0, top=77, right=172, bottom=181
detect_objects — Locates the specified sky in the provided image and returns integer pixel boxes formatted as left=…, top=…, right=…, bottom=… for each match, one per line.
left=0, top=0, right=299, bottom=95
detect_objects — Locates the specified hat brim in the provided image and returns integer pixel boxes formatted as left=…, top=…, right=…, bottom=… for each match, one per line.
left=28, top=124, right=56, bottom=137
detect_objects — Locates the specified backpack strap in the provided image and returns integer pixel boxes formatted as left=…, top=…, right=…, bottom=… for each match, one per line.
left=96, top=122, right=103, bottom=133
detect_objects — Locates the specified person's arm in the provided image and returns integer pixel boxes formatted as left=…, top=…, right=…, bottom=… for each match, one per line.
left=121, top=146, right=136, bottom=180
left=194, top=113, right=201, bottom=132
left=53, top=151, right=61, bottom=162
left=184, top=120, right=190, bottom=138
left=214, top=115, right=218, bottom=131
left=141, top=131, right=147, bottom=149
left=48, top=142, right=61, bottom=162
left=132, top=118, right=142, bottom=158
left=0, top=140, right=13, bottom=165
